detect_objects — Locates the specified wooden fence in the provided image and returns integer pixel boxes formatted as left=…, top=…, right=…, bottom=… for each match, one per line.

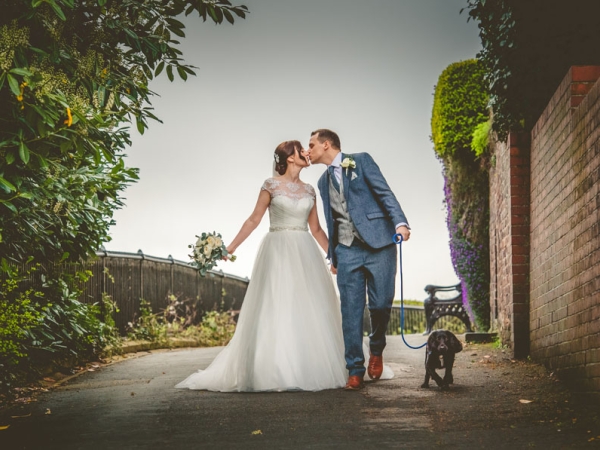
left=77, top=249, right=249, bottom=334
left=14, top=248, right=470, bottom=337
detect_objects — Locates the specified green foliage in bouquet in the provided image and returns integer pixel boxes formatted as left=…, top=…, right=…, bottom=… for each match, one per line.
left=189, top=232, right=235, bottom=277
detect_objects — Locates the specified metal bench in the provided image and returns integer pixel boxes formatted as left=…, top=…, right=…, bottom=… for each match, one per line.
left=423, top=283, right=473, bottom=334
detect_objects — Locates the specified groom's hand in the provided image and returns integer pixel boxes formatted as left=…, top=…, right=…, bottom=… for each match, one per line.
left=396, top=225, right=410, bottom=242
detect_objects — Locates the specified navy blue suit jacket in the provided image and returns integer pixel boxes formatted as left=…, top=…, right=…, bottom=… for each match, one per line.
left=317, top=152, right=408, bottom=268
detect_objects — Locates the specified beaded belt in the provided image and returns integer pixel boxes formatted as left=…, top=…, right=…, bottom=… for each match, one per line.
left=269, top=226, right=308, bottom=232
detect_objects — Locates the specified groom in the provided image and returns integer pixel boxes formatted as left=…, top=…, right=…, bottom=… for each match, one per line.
left=308, top=129, right=410, bottom=390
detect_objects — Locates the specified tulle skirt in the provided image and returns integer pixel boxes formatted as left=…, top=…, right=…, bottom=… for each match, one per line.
left=175, top=230, right=391, bottom=392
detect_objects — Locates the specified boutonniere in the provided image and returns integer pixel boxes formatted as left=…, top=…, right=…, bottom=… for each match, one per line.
left=340, top=156, right=356, bottom=175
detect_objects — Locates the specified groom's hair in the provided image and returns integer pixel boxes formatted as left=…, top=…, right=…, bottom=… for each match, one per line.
left=311, top=129, right=341, bottom=150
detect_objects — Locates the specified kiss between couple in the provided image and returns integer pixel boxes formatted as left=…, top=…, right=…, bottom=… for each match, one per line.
left=176, top=129, right=411, bottom=392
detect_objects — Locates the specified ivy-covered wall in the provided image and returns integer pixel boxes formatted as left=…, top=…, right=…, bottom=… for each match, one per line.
left=431, top=59, right=491, bottom=331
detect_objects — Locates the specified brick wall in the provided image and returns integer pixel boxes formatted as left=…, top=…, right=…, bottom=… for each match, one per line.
left=529, top=66, right=600, bottom=394
left=489, top=132, right=531, bottom=358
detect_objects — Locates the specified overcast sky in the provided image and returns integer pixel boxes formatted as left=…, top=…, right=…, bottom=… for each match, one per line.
left=105, top=0, right=482, bottom=300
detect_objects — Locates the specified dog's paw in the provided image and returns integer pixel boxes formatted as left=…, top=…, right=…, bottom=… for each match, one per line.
left=440, top=383, right=450, bottom=391
left=420, top=383, right=430, bottom=388
left=443, top=374, right=454, bottom=385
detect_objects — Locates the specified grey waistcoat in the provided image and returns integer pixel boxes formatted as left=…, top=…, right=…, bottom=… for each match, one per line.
left=329, top=174, right=363, bottom=246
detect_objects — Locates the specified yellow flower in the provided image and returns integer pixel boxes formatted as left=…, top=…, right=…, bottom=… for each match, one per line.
left=64, top=107, right=72, bottom=127
left=16, top=82, right=27, bottom=102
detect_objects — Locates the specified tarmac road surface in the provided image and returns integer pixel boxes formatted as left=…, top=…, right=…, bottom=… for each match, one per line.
left=2, top=334, right=598, bottom=449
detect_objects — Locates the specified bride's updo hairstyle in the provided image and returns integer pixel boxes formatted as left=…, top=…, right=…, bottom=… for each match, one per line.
left=274, top=140, right=305, bottom=175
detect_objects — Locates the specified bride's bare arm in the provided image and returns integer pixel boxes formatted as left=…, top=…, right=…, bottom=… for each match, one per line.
left=226, top=189, right=270, bottom=256
left=307, top=203, right=329, bottom=254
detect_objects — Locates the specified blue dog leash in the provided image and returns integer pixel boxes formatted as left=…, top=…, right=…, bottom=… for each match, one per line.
left=392, top=233, right=427, bottom=350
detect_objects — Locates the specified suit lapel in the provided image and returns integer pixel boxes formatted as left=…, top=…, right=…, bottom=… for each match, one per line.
left=341, top=152, right=351, bottom=200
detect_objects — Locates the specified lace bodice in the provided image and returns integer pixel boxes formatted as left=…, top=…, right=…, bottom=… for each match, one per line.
left=261, top=178, right=315, bottom=231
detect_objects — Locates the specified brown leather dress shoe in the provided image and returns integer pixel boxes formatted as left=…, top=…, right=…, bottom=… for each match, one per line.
left=368, top=354, right=383, bottom=380
left=344, top=375, right=364, bottom=390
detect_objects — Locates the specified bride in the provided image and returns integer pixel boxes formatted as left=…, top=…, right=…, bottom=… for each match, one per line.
left=175, top=140, right=392, bottom=392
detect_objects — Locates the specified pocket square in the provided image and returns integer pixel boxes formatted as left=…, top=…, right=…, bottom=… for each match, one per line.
left=351, top=172, right=358, bottom=181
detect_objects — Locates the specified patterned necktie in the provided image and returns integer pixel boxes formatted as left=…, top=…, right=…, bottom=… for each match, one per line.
left=328, top=165, right=340, bottom=192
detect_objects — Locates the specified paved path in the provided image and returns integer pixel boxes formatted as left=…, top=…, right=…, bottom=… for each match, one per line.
left=2, top=335, right=598, bottom=449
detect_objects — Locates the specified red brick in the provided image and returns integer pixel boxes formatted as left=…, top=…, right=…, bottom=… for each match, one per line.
left=571, top=66, right=600, bottom=82
left=571, top=82, right=596, bottom=96
left=512, top=225, right=529, bottom=236
left=511, top=184, right=530, bottom=196
left=572, top=96, right=585, bottom=108
left=511, top=215, right=529, bottom=225
left=512, top=254, right=528, bottom=264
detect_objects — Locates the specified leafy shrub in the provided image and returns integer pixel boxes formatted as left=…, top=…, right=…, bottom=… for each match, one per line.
left=1, top=264, right=122, bottom=398
left=127, top=299, right=169, bottom=344
left=431, top=60, right=488, bottom=159
left=20, top=269, right=121, bottom=371
left=0, top=265, right=43, bottom=395
left=471, top=120, right=491, bottom=157
left=0, top=0, right=247, bottom=399
left=1, top=1, right=248, bottom=265
left=183, top=311, right=236, bottom=347
left=127, top=296, right=236, bottom=347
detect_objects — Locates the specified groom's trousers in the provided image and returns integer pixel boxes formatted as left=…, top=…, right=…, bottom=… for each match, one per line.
left=335, top=239, right=397, bottom=378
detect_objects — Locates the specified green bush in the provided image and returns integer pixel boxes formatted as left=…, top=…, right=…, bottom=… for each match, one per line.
left=0, top=0, right=247, bottom=399
left=24, top=271, right=121, bottom=367
left=471, top=120, right=491, bottom=157
left=431, top=60, right=488, bottom=159
left=185, top=311, right=236, bottom=347
left=127, top=297, right=236, bottom=347
left=127, top=299, right=169, bottom=344
left=0, top=265, right=43, bottom=395
left=1, top=265, right=121, bottom=397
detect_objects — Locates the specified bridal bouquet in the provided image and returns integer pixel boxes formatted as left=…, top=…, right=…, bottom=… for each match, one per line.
left=189, top=232, right=235, bottom=276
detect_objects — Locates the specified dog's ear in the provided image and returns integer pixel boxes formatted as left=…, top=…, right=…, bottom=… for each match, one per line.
left=427, top=331, right=439, bottom=350
left=448, top=332, right=463, bottom=353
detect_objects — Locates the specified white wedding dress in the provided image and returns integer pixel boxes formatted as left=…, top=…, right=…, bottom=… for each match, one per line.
left=175, top=178, right=392, bottom=392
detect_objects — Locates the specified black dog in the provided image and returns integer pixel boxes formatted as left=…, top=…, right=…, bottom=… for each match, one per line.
left=421, top=330, right=463, bottom=390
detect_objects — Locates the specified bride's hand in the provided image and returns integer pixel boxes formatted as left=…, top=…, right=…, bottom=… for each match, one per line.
left=330, top=265, right=337, bottom=275
left=223, top=246, right=235, bottom=261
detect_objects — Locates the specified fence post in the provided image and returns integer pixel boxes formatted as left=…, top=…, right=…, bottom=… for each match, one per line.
left=137, top=249, right=144, bottom=301
left=168, top=254, right=174, bottom=298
